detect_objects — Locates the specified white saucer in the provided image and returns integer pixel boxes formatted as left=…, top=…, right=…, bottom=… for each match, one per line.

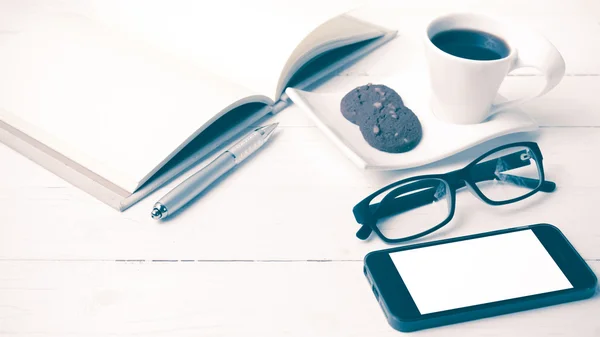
left=286, top=82, right=538, bottom=170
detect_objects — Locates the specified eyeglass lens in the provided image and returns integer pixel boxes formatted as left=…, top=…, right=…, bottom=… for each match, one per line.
left=368, top=178, right=451, bottom=240
left=470, top=146, right=541, bottom=202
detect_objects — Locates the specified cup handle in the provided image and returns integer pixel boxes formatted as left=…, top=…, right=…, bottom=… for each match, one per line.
left=490, top=31, right=565, bottom=114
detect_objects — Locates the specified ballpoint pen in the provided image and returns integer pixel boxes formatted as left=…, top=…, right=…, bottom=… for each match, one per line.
left=151, top=123, right=278, bottom=220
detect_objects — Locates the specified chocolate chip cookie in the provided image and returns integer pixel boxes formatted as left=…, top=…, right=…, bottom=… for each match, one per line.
left=359, top=105, right=422, bottom=153
left=340, top=84, right=403, bottom=125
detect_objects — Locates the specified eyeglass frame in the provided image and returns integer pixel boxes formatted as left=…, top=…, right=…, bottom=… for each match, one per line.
left=352, top=142, right=557, bottom=244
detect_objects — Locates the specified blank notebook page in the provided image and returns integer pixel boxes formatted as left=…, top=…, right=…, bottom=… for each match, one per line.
left=0, top=13, right=261, bottom=193
left=84, top=0, right=358, bottom=100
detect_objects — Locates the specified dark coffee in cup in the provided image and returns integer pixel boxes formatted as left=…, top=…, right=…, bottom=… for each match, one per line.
left=430, top=29, right=510, bottom=61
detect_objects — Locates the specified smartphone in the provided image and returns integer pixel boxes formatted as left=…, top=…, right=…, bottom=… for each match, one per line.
left=364, top=224, right=597, bottom=332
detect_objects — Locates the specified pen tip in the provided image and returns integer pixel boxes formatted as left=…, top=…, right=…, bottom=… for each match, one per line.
left=151, top=208, right=162, bottom=220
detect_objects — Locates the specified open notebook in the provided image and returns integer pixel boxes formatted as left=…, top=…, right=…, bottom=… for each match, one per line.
left=0, top=3, right=396, bottom=211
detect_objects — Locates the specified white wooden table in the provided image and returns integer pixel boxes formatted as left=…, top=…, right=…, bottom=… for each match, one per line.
left=1, top=1, right=599, bottom=336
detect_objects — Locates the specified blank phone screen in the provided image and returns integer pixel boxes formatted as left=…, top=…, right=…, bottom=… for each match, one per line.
left=390, top=229, right=573, bottom=314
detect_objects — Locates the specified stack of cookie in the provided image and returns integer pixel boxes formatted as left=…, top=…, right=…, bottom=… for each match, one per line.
left=341, top=84, right=422, bottom=153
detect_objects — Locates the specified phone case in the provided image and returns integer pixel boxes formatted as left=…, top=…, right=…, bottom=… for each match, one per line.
left=364, top=224, right=598, bottom=332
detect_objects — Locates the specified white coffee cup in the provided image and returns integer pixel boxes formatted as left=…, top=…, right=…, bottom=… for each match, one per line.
left=424, top=13, right=565, bottom=124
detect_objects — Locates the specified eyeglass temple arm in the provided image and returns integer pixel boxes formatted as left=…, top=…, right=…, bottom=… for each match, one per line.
left=356, top=151, right=556, bottom=239
left=469, top=151, right=555, bottom=193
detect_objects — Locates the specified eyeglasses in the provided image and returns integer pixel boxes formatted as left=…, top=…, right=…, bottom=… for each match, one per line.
left=352, top=142, right=556, bottom=244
